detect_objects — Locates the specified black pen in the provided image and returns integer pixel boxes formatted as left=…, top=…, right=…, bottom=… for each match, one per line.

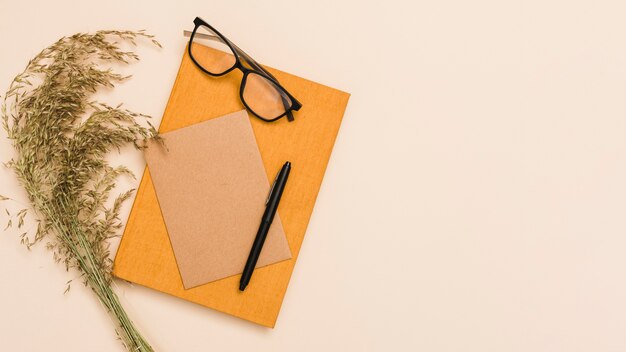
left=239, top=161, right=291, bottom=291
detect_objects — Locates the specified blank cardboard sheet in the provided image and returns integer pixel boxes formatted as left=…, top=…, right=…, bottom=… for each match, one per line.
left=144, top=110, right=292, bottom=289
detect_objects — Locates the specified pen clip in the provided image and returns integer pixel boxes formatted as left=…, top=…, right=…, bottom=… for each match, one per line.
left=266, top=170, right=280, bottom=205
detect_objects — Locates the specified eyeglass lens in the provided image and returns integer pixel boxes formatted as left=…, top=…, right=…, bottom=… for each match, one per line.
left=190, top=25, right=236, bottom=75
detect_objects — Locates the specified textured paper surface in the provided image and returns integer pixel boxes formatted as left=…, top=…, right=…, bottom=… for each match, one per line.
left=113, top=44, right=350, bottom=327
left=144, top=110, right=291, bottom=289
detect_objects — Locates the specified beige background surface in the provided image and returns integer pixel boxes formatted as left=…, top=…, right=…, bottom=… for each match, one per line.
left=1, top=0, right=626, bottom=351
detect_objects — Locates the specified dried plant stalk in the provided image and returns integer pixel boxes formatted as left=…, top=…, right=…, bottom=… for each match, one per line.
left=1, top=31, right=161, bottom=351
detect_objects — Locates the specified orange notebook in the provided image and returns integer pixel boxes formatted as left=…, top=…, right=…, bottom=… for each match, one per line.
left=112, top=46, right=350, bottom=328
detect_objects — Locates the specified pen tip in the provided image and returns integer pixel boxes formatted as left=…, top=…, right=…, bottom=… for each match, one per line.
left=239, top=283, right=247, bottom=291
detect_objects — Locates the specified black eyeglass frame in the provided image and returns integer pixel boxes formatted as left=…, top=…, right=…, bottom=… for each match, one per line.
left=188, top=17, right=302, bottom=122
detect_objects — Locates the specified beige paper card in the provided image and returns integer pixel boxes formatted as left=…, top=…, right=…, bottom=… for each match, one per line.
left=144, top=110, right=292, bottom=289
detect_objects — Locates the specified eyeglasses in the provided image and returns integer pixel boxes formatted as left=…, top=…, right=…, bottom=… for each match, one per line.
left=185, top=17, right=302, bottom=122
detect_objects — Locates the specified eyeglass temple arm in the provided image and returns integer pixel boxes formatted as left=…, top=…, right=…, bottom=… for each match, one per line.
left=184, top=30, right=299, bottom=121
left=184, top=30, right=216, bottom=41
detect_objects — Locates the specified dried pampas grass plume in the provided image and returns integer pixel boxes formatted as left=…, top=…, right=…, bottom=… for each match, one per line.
left=1, top=30, right=161, bottom=351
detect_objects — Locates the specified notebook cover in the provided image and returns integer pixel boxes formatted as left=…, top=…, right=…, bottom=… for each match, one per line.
left=112, top=46, right=350, bottom=328
left=144, top=110, right=292, bottom=289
